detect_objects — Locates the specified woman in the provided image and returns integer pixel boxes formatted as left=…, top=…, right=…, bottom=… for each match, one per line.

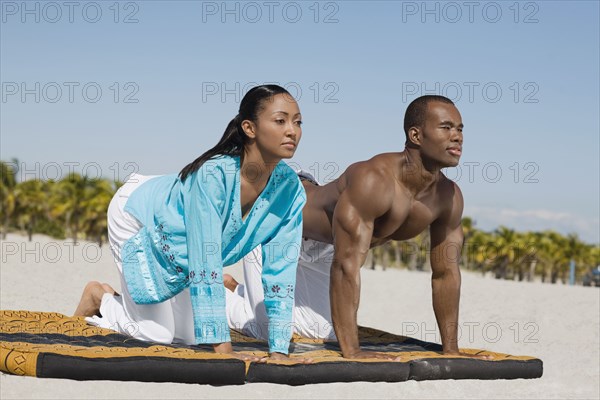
left=74, top=85, right=305, bottom=361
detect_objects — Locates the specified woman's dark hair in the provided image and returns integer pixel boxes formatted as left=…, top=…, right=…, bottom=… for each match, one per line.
left=179, top=84, right=292, bottom=182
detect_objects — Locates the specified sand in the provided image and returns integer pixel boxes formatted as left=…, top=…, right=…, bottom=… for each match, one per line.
left=1, top=233, right=598, bottom=399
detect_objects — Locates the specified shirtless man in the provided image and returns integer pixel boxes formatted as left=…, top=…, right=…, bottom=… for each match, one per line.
left=226, top=95, right=482, bottom=360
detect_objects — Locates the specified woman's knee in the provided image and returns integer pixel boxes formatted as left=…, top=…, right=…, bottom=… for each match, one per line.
left=132, top=320, right=176, bottom=344
left=135, top=304, right=177, bottom=343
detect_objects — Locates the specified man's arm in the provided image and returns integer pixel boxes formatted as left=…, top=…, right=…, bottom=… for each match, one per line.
left=429, top=182, right=488, bottom=359
left=429, top=182, right=463, bottom=354
left=330, top=167, right=393, bottom=359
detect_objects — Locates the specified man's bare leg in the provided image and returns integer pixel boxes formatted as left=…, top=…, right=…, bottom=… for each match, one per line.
left=223, top=273, right=239, bottom=292
left=74, top=281, right=117, bottom=317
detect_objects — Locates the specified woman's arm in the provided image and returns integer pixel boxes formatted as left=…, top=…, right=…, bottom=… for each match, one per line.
left=260, top=185, right=306, bottom=355
left=183, top=162, right=230, bottom=347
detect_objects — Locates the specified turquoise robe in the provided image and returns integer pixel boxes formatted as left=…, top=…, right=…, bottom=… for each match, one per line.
left=121, top=155, right=306, bottom=354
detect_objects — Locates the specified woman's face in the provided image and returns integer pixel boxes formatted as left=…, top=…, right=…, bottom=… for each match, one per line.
left=244, top=93, right=302, bottom=163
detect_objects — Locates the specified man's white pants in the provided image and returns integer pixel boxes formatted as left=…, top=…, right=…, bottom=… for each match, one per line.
left=226, top=239, right=337, bottom=340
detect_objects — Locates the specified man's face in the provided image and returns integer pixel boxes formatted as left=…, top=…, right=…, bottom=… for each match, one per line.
left=418, top=102, right=463, bottom=168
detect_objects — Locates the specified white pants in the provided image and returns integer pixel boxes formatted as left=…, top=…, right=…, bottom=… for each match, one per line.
left=86, top=173, right=195, bottom=345
left=226, top=239, right=336, bottom=340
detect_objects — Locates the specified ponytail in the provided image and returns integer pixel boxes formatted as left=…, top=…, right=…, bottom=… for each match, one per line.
left=179, top=84, right=292, bottom=182
left=179, top=114, right=245, bottom=182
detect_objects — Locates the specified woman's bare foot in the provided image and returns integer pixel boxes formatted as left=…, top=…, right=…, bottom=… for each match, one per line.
left=74, top=281, right=113, bottom=317
left=223, top=274, right=239, bottom=292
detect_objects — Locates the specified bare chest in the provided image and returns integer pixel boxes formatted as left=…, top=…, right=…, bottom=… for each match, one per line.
left=371, top=194, right=440, bottom=245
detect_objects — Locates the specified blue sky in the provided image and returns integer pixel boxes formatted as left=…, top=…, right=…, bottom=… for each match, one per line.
left=1, top=0, right=599, bottom=243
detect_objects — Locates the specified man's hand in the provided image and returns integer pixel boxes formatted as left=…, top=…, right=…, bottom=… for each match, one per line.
left=342, top=350, right=403, bottom=361
left=443, top=350, right=493, bottom=360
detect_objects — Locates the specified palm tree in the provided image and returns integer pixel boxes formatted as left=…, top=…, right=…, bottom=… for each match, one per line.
left=489, top=227, right=524, bottom=280
left=520, top=231, right=549, bottom=282
left=511, top=232, right=533, bottom=282
left=561, top=233, right=590, bottom=284
left=469, top=230, right=489, bottom=275
left=0, top=159, right=18, bottom=239
left=81, top=178, right=115, bottom=246
left=541, top=231, right=569, bottom=284
left=14, top=179, right=46, bottom=241
left=415, top=230, right=431, bottom=271
left=526, top=230, right=553, bottom=283
left=460, top=217, right=475, bottom=269
left=388, top=240, right=404, bottom=269
left=577, top=243, right=599, bottom=284
left=48, top=173, right=90, bottom=243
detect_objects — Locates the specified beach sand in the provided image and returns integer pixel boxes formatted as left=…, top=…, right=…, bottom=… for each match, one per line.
left=1, top=233, right=598, bottom=399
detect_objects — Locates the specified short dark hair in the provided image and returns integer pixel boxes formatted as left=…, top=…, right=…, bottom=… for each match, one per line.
left=403, top=95, right=455, bottom=140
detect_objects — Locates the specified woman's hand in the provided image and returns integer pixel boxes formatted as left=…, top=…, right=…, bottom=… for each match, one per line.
left=212, top=344, right=313, bottom=363
left=268, top=352, right=313, bottom=364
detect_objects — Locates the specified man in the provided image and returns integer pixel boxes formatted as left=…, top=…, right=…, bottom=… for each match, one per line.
left=226, top=95, right=485, bottom=360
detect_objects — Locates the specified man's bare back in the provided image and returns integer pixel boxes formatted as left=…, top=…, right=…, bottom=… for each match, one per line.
left=297, top=97, right=488, bottom=361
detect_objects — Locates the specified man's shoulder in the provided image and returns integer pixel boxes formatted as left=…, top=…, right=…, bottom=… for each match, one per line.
left=433, top=174, right=464, bottom=224
left=437, top=173, right=463, bottom=199
left=345, top=153, right=401, bottom=186
left=337, top=154, right=401, bottom=216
